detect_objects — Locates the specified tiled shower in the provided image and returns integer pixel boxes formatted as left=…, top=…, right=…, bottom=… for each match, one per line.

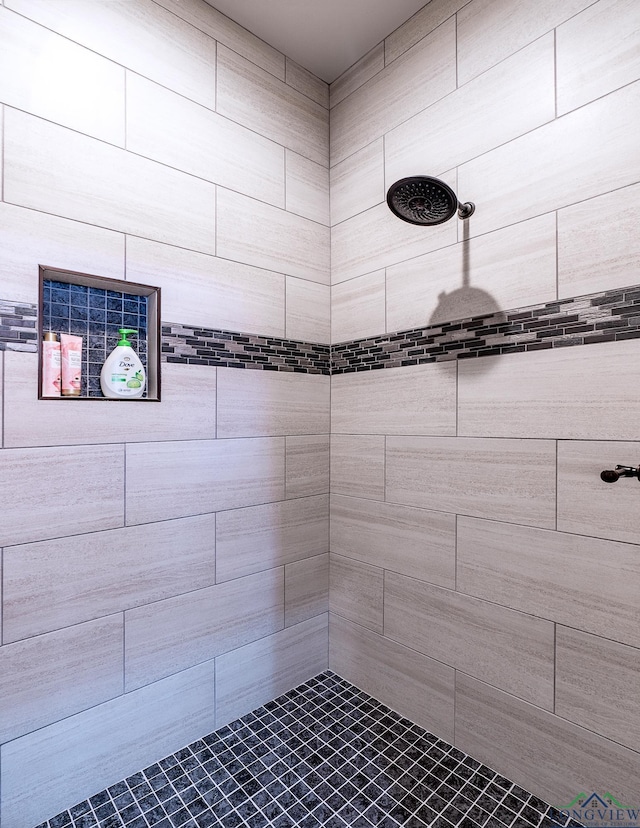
left=1, top=0, right=639, bottom=826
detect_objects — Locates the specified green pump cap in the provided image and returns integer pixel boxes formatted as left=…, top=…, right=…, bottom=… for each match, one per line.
left=117, top=328, right=138, bottom=346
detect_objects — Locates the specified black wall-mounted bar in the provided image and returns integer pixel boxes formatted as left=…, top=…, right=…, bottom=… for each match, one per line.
left=600, top=464, right=640, bottom=483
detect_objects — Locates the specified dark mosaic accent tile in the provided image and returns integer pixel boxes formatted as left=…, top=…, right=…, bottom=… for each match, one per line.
left=161, top=322, right=330, bottom=375
left=0, top=299, right=40, bottom=352
left=331, top=282, right=640, bottom=373
left=37, top=671, right=585, bottom=828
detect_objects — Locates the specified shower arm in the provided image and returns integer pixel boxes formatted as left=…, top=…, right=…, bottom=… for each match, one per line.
left=457, top=201, right=475, bottom=219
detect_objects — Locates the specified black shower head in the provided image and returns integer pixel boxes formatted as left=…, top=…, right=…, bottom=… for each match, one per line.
left=386, top=176, right=475, bottom=225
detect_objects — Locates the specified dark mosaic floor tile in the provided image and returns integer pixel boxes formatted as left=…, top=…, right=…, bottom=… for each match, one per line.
left=38, top=671, right=580, bottom=828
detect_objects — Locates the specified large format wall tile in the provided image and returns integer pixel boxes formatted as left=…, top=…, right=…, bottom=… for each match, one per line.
left=557, top=440, right=640, bottom=545
left=384, top=0, right=468, bottom=65
left=557, top=183, right=640, bottom=298
left=330, top=495, right=456, bottom=588
left=3, top=514, right=217, bottom=642
left=215, top=614, right=328, bottom=727
left=458, top=81, right=640, bottom=237
left=456, top=0, right=594, bottom=85
left=0, top=203, right=124, bottom=305
left=329, top=614, right=455, bottom=742
left=329, top=44, right=384, bottom=108
left=556, top=626, right=640, bottom=751
left=285, top=58, right=329, bottom=108
left=285, top=277, right=330, bottom=343
left=4, top=110, right=216, bottom=254
left=330, top=139, right=384, bottom=227
left=125, top=437, right=285, bottom=525
left=457, top=516, right=640, bottom=649
left=5, top=0, right=217, bottom=109
left=386, top=213, right=556, bottom=332
left=217, top=369, right=330, bottom=437
left=217, top=188, right=330, bottom=284
left=285, top=151, right=330, bottom=225
left=126, top=237, right=285, bottom=337
left=557, top=0, right=640, bottom=115
left=0, top=616, right=123, bottom=743
left=385, top=35, right=555, bottom=186
left=285, top=554, right=329, bottom=626
left=385, top=573, right=555, bottom=708
left=3, top=357, right=216, bottom=447
left=0, top=444, right=124, bottom=547
left=124, top=569, right=283, bottom=691
left=329, top=554, right=384, bottom=634
left=331, top=363, right=457, bottom=436
left=331, top=270, right=386, bottom=343
left=285, top=435, right=330, bottom=499
left=126, top=73, right=285, bottom=207
left=386, top=436, right=556, bottom=528
left=217, top=45, right=328, bottom=165
left=215, top=495, right=329, bottom=582
left=330, top=19, right=456, bottom=165
left=0, top=8, right=125, bottom=145
left=455, top=673, right=640, bottom=805
left=459, top=339, right=640, bottom=441
left=0, top=662, right=216, bottom=828
left=154, top=0, right=285, bottom=80
left=330, top=435, right=385, bottom=500
left=331, top=200, right=457, bottom=284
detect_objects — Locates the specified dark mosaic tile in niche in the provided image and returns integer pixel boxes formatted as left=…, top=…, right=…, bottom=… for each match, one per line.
left=161, top=323, right=331, bottom=375
left=42, top=280, right=148, bottom=397
left=332, top=284, right=640, bottom=374
left=0, top=299, right=38, bottom=352
left=36, top=672, right=584, bottom=828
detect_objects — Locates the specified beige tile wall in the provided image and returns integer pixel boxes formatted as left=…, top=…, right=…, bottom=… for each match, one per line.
left=328, top=0, right=640, bottom=809
left=3, top=0, right=640, bottom=822
left=0, top=1, right=329, bottom=824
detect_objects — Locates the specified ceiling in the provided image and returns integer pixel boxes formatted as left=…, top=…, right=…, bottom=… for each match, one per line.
left=205, top=0, right=429, bottom=83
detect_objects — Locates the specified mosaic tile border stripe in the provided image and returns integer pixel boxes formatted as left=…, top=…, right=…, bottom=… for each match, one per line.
left=161, top=323, right=331, bottom=375
left=5, top=283, right=640, bottom=374
left=0, top=299, right=38, bottom=351
left=332, top=285, right=640, bottom=374
left=34, top=671, right=585, bottom=828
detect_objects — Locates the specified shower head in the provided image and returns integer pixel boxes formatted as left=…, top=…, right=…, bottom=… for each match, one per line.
left=386, top=176, right=475, bottom=225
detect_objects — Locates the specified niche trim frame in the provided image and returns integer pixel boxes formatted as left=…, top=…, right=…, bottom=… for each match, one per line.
left=38, top=265, right=162, bottom=402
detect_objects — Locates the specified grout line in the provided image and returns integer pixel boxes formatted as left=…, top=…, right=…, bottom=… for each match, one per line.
left=123, top=443, right=127, bottom=527
left=455, top=13, right=459, bottom=90
left=552, top=622, right=557, bottom=714
left=213, top=511, right=217, bottom=585
left=214, top=38, right=218, bottom=113
left=553, top=27, right=558, bottom=119
left=555, top=209, right=559, bottom=300
left=454, top=514, right=458, bottom=592
left=121, top=610, right=126, bottom=695
left=1, top=350, right=4, bottom=449
left=1, top=103, right=5, bottom=204
left=555, top=439, right=559, bottom=531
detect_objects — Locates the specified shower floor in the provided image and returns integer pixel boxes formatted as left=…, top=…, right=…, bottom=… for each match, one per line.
left=35, top=671, right=584, bottom=828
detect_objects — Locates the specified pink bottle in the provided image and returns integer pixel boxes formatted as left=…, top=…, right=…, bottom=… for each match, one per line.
left=41, top=332, right=61, bottom=397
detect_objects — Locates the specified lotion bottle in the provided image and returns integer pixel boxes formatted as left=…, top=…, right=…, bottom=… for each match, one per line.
left=100, top=328, right=146, bottom=399
left=60, top=333, right=83, bottom=397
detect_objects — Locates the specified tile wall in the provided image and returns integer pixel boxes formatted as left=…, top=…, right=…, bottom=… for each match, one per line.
left=0, top=1, right=330, bottom=826
left=3, top=0, right=640, bottom=824
left=328, top=0, right=640, bottom=813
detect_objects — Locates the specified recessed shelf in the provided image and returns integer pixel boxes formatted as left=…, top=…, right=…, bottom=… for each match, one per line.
left=38, top=266, right=161, bottom=401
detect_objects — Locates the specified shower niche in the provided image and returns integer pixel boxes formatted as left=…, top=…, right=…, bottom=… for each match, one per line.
left=38, top=265, right=161, bottom=401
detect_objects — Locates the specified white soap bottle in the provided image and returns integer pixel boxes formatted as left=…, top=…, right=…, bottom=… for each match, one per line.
left=100, top=328, right=146, bottom=399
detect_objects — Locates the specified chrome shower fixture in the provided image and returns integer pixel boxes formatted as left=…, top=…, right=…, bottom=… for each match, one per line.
left=386, top=176, right=475, bottom=226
